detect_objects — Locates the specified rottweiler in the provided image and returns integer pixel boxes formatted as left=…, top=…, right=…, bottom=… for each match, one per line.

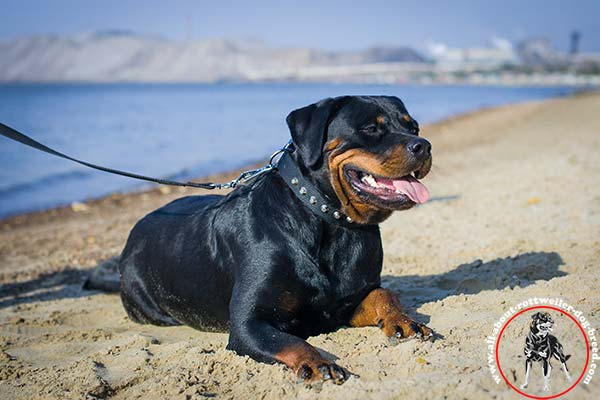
left=521, top=312, right=571, bottom=391
left=119, top=95, right=434, bottom=384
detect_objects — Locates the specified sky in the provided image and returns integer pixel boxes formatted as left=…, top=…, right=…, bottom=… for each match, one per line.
left=1, top=0, right=599, bottom=52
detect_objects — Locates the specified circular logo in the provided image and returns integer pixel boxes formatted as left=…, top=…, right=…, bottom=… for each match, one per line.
left=495, top=306, right=589, bottom=399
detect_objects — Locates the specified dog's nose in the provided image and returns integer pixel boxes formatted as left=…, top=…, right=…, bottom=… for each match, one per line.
left=407, top=137, right=431, bottom=158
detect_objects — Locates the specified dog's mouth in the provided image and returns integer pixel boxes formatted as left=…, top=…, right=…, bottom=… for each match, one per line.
left=537, top=322, right=554, bottom=332
left=344, top=167, right=430, bottom=208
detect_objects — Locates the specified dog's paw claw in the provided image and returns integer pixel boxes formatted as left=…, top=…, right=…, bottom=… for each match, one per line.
left=330, top=364, right=348, bottom=384
left=298, top=364, right=313, bottom=382
left=422, top=332, right=434, bottom=342
left=388, top=333, right=410, bottom=346
left=317, top=364, right=332, bottom=381
left=296, top=362, right=349, bottom=385
left=387, top=318, right=434, bottom=344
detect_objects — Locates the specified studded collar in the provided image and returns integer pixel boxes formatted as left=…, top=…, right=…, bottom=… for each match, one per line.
left=276, top=150, right=356, bottom=227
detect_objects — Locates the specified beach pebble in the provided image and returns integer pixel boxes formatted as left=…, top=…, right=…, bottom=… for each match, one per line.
left=70, top=202, right=90, bottom=212
left=9, top=316, right=25, bottom=325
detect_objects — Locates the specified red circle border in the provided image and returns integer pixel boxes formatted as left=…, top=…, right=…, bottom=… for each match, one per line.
left=494, top=305, right=590, bottom=399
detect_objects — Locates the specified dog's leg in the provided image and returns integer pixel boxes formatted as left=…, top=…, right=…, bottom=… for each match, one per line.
left=561, top=362, right=572, bottom=382
left=553, top=339, right=572, bottom=382
left=350, top=288, right=433, bottom=343
left=542, top=360, right=552, bottom=392
left=520, top=359, right=531, bottom=389
left=227, top=289, right=348, bottom=384
left=228, top=319, right=348, bottom=384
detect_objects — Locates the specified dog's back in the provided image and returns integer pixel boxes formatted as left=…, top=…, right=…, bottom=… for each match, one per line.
left=119, top=193, right=234, bottom=330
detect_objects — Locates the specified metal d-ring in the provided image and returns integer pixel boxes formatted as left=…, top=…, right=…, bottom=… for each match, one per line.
left=269, top=140, right=294, bottom=166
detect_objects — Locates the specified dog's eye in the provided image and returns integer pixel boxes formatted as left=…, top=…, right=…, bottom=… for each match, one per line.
left=360, top=124, right=379, bottom=136
left=405, top=120, right=420, bottom=135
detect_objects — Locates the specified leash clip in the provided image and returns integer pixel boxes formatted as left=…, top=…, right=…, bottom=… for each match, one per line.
left=219, top=164, right=275, bottom=189
left=219, top=140, right=294, bottom=189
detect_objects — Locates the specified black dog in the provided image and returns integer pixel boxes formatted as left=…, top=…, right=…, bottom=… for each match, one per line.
left=520, top=312, right=571, bottom=391
left=119, top=95, right=434, bottom=384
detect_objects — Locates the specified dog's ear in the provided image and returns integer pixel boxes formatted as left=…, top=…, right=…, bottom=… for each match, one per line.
left=286, top=97, right=348, bottom=168
left=531, top=312, right=541, bottom=320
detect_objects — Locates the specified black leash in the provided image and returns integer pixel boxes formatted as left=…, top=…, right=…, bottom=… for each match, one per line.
left=0, top=122, right=283, bottom=190
left=1, top=122, right=356, bottom=226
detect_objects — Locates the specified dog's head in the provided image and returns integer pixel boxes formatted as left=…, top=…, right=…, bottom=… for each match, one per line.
left=287, top=95, right=432, bottom=224
left=531, top=312, right=554, bottom=336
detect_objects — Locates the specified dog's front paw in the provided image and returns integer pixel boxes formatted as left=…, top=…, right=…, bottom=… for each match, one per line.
left=520, top=383, right=528, bottom=390
left=296, top=361, right=349, bottom=385
left=382, top=315, right=434, bottom=344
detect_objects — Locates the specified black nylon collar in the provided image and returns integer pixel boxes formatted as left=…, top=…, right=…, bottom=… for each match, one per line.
left=276, top=150, right=356, bottom=227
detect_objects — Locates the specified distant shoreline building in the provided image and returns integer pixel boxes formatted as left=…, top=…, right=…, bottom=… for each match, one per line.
left=426, top=38, right=518, bottom=70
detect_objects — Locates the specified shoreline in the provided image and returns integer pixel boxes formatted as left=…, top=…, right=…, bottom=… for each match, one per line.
left=1, top=88, right=592, bottom=229
left=1, top=91, right=599, bottom=399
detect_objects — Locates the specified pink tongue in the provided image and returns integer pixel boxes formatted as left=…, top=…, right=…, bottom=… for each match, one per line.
left=376, top=175, right=430, bottom=204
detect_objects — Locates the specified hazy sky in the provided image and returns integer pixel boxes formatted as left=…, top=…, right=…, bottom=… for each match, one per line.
left=1, top=0, right=599, bottom=52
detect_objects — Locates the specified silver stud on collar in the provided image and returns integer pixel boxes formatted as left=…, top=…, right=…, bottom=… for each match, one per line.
left=309, top=196, right=317, bottom=205
left=321, top=204, right=329, bottom=213
left=291, top=177, right=299, bottom=186
left=299, top=187, right=307, bottom=195
left=346, top=216, right=353, bottom=223
left=333, top=211, right=341, bottom=219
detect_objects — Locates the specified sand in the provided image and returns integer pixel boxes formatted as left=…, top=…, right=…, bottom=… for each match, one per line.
left=1, top=91, right=599, bottom=399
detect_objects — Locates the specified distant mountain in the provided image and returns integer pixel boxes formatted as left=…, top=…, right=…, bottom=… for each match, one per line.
left=0, top=32, right=427, bottom=83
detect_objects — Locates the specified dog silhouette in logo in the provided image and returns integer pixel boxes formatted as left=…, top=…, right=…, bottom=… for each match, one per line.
left=520, top=312, right=572, bottom=391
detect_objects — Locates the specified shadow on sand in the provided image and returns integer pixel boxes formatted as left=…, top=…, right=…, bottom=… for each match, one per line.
left=0, top=257, right=120, bottom=310
left=0, top=267, right=92, bottom=309
left=382, top=251, right=566, bottom=325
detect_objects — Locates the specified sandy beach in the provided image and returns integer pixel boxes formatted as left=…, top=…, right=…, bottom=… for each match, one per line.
left=1, top=91, right=599, bottom=399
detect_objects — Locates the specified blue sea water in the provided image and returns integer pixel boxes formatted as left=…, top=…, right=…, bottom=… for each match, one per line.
left=0, top=83, right=578, bottom=218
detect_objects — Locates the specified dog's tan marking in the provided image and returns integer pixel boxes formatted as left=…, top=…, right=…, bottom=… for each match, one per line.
left=402, top=114, right=412, bottom=122
left=350, top=288, right=432, bottom=339
left=275, top=342, right=346, bottom=383
left=328, top=143, right=429, bottom=224
left=376, top=115, right=386, bottom=124
left=275, top=342, right=324, bottom=370
left=324, top=137, right=343, bottom=153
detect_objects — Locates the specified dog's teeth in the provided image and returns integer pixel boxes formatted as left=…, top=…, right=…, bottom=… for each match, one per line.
left=363, top=174, right=377, bottom=187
